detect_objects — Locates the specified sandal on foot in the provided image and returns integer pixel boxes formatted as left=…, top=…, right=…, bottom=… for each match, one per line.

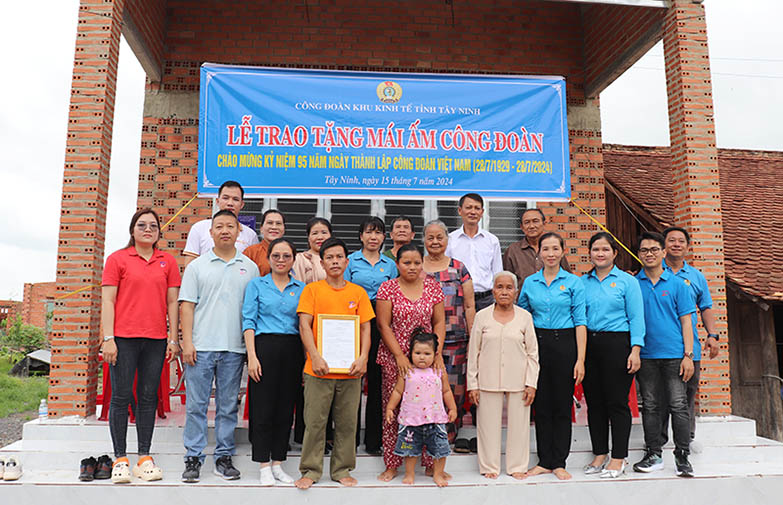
left=132, top=456, right=163, bottom=481
left=111, top=458, right=131, bottom=484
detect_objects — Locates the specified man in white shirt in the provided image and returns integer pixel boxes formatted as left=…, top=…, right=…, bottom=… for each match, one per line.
left=445, top=193, right=503, bottom=312
left=183, top=181, right=259, bottom=266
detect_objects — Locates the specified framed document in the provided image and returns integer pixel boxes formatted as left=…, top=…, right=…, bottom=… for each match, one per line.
left=317, top=314, right=360, bottom=373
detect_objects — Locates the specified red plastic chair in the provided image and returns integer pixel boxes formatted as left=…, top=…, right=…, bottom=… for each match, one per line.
left=98, top=357, right=171, bottom=421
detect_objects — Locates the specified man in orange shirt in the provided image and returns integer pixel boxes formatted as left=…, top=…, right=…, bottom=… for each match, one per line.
left=295, top=237, right=374, bottom=490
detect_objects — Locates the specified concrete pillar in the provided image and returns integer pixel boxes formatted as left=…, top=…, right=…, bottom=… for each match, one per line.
left=664, top=0, right=729, bottom=415
left=50, top=0, right=124, bottom=418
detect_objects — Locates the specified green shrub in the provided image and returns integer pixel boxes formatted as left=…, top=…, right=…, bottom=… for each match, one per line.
left=0, top=316, right=47, bottom=361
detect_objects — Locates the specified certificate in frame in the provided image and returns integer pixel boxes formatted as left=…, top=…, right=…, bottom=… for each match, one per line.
left=316, top=314, right=360, bottom=373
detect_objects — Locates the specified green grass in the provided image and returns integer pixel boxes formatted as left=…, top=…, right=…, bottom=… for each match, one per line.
left=0, top=358, right=49, bottom=418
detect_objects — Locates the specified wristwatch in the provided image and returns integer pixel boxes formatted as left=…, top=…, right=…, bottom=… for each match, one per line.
left=707, top=333, right=719, bottom=341
left=168, top=339, right=180, bottom=346
left=103, top=335, right=114, bottom=342
left=684, top=351, right=694, bottom=360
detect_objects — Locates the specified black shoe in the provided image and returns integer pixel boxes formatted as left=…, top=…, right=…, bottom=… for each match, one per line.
left=469, top=437, right=478, bottom=453
left=213, top=455, right=240, bottom=480
left=79, top=456, right=96, bottom=481
left=633, top=450, right=664, bottom=473
left=182, top=456, right=201, bottom=483
left=94, top=455, right=113, bottom=480
left=674, top=449, right=694, bottom=478
left=453, top=438, right=470, bottom=453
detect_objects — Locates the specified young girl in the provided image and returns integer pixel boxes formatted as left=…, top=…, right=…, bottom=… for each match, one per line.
left=385, top=329, right=457, bottom=487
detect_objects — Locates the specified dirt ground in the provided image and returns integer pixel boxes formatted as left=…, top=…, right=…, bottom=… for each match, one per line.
left=0, top=410, right=34, bottom=448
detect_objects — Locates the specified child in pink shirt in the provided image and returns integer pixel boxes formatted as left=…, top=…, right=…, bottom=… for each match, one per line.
left=385, top=329, right=457, bottom=487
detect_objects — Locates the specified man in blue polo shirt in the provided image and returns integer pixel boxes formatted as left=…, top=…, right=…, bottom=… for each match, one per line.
left=179, top=210, right=260, bottom=483
left=661, top=226, right=720, bottom=452
left=633, top=231, right=696, bottom=478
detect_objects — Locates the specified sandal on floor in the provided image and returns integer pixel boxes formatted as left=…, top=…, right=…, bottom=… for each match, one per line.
left=132, top=456, right=163, bottom=481
left=111, top=458, right=132, bottom=484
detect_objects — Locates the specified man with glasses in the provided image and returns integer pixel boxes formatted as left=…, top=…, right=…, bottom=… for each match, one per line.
left=633, top=231, right=696, bottom=478
left=503, top=208, right=571, bottom=288
left=183, top=180, right=259, bottom=266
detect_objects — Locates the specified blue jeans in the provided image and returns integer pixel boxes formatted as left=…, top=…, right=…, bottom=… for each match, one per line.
left=393, top=423, right=451, bottom=459
left=183, top=351, right=245, bottom=462
left=637, top=358, right=690, bottom=455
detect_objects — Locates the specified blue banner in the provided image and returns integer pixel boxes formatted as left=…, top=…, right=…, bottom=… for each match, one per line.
left=199, top=64, right=570, bottom=200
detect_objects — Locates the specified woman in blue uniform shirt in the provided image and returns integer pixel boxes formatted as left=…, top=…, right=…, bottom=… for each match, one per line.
left=242, top=238, right=305, bottom=486
left=581, top=232, right=645, bottom=478
left=518, top=232, right=586, bottom=480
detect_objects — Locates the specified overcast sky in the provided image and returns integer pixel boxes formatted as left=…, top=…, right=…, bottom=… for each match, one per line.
left=0, top=0, right=780, bottom=300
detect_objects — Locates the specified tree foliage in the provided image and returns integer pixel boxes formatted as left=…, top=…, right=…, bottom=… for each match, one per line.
left=1, top=315, right=47, bottom=360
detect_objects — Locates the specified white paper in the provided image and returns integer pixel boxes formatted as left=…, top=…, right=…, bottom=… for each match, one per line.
left=320, top=318, right=357, bottom=370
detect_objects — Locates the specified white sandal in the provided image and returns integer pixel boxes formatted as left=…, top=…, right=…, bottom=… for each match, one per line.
left=111, top=458, right=131, bottom=484
left=132, top=456, right=163, bottom=481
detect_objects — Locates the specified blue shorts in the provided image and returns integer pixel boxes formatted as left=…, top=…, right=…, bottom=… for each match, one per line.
left=393, top=423, right=451, bottom=459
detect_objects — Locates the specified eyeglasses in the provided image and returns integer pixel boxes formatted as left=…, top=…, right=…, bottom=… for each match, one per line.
left=270, top=253, right=293, bottom=261
left=638, top=247, right=662, bottom=255
left=135, top=223, right=159, bottom=231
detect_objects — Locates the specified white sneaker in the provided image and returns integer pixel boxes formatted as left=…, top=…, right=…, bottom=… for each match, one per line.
left=3, top=457, right=22, bottom=481
left=259, top=466, right=275, bottom=486
left=271, top=464, right=294, bottom=484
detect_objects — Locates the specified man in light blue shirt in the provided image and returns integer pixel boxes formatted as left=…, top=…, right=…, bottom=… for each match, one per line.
left=179, top=210, right=259, bottom=483
left=661, top=226, right=720, bottom=450
left=633, top=232, right=696, bottom=478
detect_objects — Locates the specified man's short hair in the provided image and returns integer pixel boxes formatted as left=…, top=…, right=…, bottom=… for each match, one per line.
left=218, top=180, right=244, bottom=199
left=319, top=237, right=349, bottom=259
left=390, top=215, right=414, bottom=231
left=212, top=209, right=238, bottom=222
left=521, top=207, right=545, bottom=222
left=637, top=231, right=665, bottom=250
left=262, top=209, right=286, bottom=225
left=458, top=193, right=484, bottom=208
left=662, top=226, right=690, bottom=245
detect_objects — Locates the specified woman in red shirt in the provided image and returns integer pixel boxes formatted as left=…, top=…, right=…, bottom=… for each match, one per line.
left=100, top=209, right=181, bottom=483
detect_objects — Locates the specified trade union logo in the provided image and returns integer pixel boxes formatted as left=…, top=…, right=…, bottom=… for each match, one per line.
left=684, top=279, right=691, bottom=286
left=377, top=80, right=402, bottom=104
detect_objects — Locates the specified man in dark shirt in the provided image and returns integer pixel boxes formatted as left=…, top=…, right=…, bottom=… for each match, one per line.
left=503, top=208, right=570, bottom=288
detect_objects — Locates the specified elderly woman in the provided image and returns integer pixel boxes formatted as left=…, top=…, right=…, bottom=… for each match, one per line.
left=422, top=220, right=476, bottom=449
left=467, top=271, right=538, bottom=479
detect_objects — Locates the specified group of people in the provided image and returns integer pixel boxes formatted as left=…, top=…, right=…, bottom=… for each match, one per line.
left=99, top=182, right=720, bottom=487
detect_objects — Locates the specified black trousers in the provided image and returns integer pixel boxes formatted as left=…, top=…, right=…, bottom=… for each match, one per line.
left=533, top=327, right=576, bottom=470
left=109, top=337, right=166, bottom=458
left=583, top=331, right=634, bottom=459
left=248, top=333, right=304, bottom=463
left=357, top=311, right=383, bottom=450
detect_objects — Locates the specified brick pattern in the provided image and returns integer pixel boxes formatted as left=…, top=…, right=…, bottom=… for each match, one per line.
left=0, top=300, right=23, bottom=330
left=51, top=0, right=124, bottom=418
left=581, top=3, right=665, bottom=96
left=22, top=282, right=56, bottom=331
left=123, top=0, right=166, bottom=72
left=663, top=0, right=728, bottom=415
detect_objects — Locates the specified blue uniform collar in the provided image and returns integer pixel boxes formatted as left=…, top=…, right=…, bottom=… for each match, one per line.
left=637, top=267, right=671, bottom=282
left=662, top=257, right=691, bottom=274
left=355, top=249, right=393, bottom=266
left=259, top=273, right=301, bottom=290
left=531, top=266, right=568, bottom=284
left=586, top=265, right=621, bottom=280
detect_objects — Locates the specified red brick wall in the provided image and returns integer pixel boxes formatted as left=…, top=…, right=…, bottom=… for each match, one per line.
left=663, top=0, right=729, bottom=415
left=51, top=0, right=124, bottom=417
left=124, top=0, right=166, bottom=72
left=582, top=3, right=665, bottom=96
left=0, top=300, right=22, bottom=330
left=22, top=282, right=56, bottom=331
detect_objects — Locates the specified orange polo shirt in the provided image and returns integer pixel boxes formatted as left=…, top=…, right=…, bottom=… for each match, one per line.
left=297, top=279, right=375, bottom=379
left=243, top=239, right=270, bottom=276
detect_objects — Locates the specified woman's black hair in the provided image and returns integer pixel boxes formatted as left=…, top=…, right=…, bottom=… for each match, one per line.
left=396, top=242, right=424, bottom=262
left=266, top=237, right=297, bottom=259
left=306, top=216, right=332, bottom=235
left=407, top=327, right=438, bottom=361
left=588, top=231, right=619, bottom=254
left=126, top=208, right=161, bottom=249
left=537, top=231, right=565, bottom=252
left=358, top=216, right=385, bottom=238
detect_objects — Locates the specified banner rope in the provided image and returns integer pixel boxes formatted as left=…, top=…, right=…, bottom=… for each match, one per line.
left=54, top=195, right=199, bottom=301
left=569, top=198, right=643, bottom=266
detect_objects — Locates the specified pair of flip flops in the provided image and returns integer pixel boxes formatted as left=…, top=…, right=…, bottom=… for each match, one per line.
left=454, top=437, right=478, bottom=453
